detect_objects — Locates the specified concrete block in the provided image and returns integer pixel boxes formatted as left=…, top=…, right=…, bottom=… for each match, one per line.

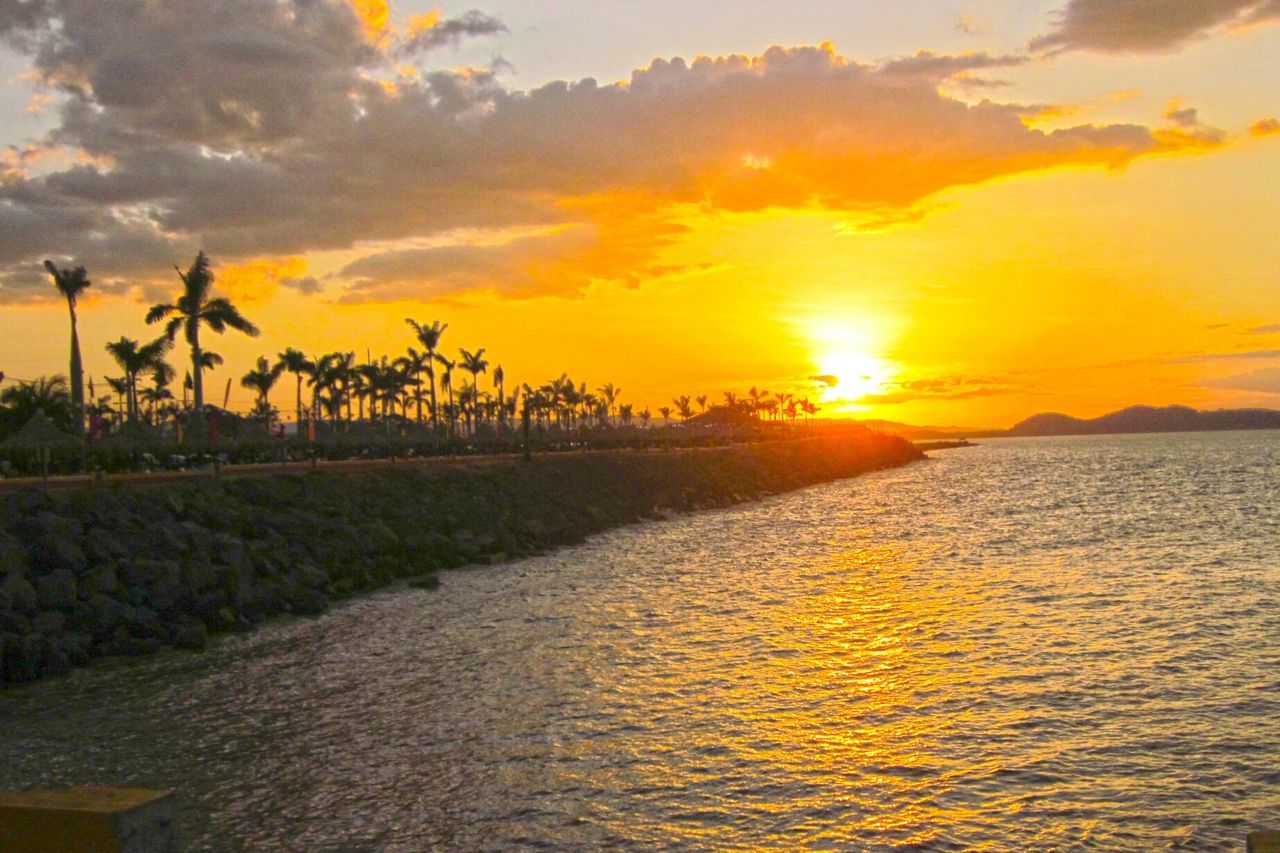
left=0, top=786, right=176, bottom=852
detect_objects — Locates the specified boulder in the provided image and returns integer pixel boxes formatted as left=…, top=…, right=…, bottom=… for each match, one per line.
left=0, top=532, right=29, bottom=575
left=1, top=571, right=39, bottom=615
left=35, top=569, right=78, bottom=611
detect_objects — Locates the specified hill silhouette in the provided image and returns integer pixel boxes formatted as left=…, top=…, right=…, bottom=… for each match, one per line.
left=1006, top=405, right=1280, bottom=437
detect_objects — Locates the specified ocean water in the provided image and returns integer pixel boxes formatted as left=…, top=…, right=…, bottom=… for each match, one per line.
left=2, top=431, right=1279, bottom=851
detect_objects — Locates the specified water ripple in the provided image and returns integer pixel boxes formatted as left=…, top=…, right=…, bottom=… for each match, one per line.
left=2, top=432, right=1279, bottom=850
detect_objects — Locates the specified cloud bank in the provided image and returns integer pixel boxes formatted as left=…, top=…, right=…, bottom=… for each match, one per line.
left=1031, top=0, right=1280, bottom=54
left=0, top=0, right=1233, bottom=303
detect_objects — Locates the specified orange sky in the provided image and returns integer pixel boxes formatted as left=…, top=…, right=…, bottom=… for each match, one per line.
left=1, top=1, right=1278, bottom=427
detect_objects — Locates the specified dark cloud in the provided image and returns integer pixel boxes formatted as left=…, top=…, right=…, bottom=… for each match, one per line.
left=280, top=275, right=322, bottom=295
left=0, top=3, right=1223, bottom=303
left=1203, top=366, right=1280, bottom=393
left=1031, top=0, right=1280, bottom=54
left=858, top=375, right=1012, bottom=405
left=1172, top=348, right=1280, bottom=362
left=398, top=10, right=506, bottom=56
left=1247, top=323, right=1280, bottom=334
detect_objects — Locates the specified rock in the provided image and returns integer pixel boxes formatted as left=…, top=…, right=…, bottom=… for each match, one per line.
left=73, top=593, right=133, bottom=640
left=85, top=527, right=129, bottom=563
left=1, top=633, right=40, bottom=684
left=29, top=537, right=88, bottom=577
left=1, top=571, right=39, bottom=614
left=31, top=610, right=67, bottom=636
left=288, top=589, right=329, bottom=616
left=408, top=574, right=440, bottom=590
left=0, top=532, right=29, bottom=575
left=35, top=569, right=78, bottom=611
left=212, top=533, right=247, bottom=571
left=80, top=562, right=119, bottom=598
left=171, top=620, right=207, bottom=650
left=177, top=521, right=213, bottom=557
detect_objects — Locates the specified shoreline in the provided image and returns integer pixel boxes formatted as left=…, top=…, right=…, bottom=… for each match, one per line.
left=0, top=433, right=922, bottom=688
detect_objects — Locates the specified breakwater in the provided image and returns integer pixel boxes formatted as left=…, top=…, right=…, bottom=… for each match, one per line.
left=0, top=433, right=921, bottom=687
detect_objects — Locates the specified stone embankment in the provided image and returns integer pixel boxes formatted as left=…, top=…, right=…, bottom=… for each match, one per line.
left=0, top=434, right=922, bottom=687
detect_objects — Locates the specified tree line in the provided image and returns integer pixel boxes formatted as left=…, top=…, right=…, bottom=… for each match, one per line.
left=4, top=252, right=823, bottom=452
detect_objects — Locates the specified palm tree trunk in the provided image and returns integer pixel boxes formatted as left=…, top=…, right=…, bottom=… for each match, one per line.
left=294, top=373, right=303, bottom=430
left=67, top=298, right=85, bottom=436
left=427, top=348, right=438, bottom=429
left=191, top=331, right=205, bottom=413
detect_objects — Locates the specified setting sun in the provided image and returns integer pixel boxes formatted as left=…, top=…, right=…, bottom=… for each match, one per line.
left=806, top=319, right=899, bottom=410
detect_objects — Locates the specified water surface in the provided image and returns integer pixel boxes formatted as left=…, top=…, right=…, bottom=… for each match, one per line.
left=3, top=432, right=1279, bottom=850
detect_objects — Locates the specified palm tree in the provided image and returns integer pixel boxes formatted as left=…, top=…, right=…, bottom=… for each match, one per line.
left=104, top=336, right=173, bottom=424
left=673, top=395, right=693, bottom=421
left=435, top=354, right=457, bottom=437
left=695, top=394, right=708, bottom=414
left=275, top=348, right=312, bottom=428
left=639, top=408, right=652, bottom=429
left=146, top=252, right=259, bottom=414
left=658, top=405, right=672, bottom=425
left=406, top=319, right=447, bottom=429
left=597, top=382, right=621, bottom=426
left=619, top=403, right=634, bottom=426
left=43, top=260, right=91, bottom=436
left=398, top=348, right=433, bottom=424
left=240, top=356, right=284, bottom=425
left=774, top=392, right=793, bottom=423
left=458, top=348, right=489, bottom=428
left=493, top=365, right=506, bottom=433
left=0, top=375, right=74, bottom=433
left=106, top=376, right=130, bottom=422
left=723, top=391, right=738, bottom=410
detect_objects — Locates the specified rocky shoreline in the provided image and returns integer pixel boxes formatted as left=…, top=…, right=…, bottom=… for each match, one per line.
left=0, top=433, right=922, bottom=687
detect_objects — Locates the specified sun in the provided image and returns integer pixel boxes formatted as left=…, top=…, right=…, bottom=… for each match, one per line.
left=806, top=318, right=899, bottom=409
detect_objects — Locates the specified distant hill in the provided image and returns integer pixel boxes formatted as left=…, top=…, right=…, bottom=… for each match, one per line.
left=1006, top=405, right=1280, bottom=437
left=858, top=419, right=979, bottom=440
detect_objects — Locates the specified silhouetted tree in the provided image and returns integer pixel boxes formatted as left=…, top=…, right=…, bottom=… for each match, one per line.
left=147, top=252, right=259, bottom=413
left=44, top=260, right=90, bottom=436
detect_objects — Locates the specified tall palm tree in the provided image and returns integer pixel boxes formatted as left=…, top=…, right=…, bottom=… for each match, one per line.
left=673, top=395, right=693, bottom=421
left=597, top=382, right=621, bottom=426
left=146, top=252, right=259, bottom=414
left=435, top=354, right=457, bottom=437
left=458, top=348, right=489, bottom=427
left=658, top=405, right=672, bottom=425
left=104, top=336, right=173, bottom=424
left=398, top=348, right=433, bottom=424
left=44, top=260, right=91, bottom=436
left=275, top=348, right=312, bottom=428
left=240, top=356, right=284, bottom=425
left=493, top=365, right=506, bottom=432
left=695, top=394, right=708, bottom=413
left=406, top=319, right=447, bottom=429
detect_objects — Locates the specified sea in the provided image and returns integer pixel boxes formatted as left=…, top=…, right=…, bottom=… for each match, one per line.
left=2, top=431, right=1279, bottom=851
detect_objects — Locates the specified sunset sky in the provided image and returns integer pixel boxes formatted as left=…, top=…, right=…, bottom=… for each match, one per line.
left=1, top=0, right=1277, bottom=427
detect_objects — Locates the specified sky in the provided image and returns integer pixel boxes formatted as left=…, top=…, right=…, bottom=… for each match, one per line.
left=0, top=0, right=1278, bottom=428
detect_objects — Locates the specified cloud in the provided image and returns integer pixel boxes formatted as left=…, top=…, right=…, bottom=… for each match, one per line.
left=1248, top=323, right=1280, bottom=334
left=399, top=10, right=506, bottom=55
left=281, top=275, right=323, bottom=296
left=857, top=375, right=1013, bottom=405
left=1031, top=0, right=1280, bottom=54
left=1250, top=117, right=1280, bottom=137
left=1203, top=366, right=1280, bottom=393
left=0, top=3, right=1236, bottom=303
left=1172, top=348, right=1280, bottom=362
